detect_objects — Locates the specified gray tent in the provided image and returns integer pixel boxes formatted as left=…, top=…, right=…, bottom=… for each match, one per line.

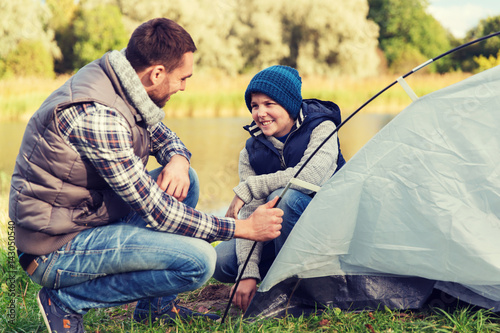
left=245, top=65, right=500, bottom=319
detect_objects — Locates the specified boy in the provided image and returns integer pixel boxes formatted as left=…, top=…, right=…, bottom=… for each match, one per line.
left=213, top=65, right=346, bottom=311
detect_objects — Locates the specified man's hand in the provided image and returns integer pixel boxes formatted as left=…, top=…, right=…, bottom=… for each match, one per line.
left=231, top=278, right=257, bottom=312
left=234, top=196, right=283, bottom=241
left=226, top=195, right=245, bottom=218
left=156, top=155, right=190, bottom=201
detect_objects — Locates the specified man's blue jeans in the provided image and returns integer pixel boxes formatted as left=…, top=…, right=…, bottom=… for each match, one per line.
left=213, top=188, right=312, bottom=283
left=27, top=167, right=215, bottom=316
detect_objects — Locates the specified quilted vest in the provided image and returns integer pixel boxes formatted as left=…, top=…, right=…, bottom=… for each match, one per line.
left=9, top=53, right=150, bottom=255
left=244, top=98, right=346, bottom=175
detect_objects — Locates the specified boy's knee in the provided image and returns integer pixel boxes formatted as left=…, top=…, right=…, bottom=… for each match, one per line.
left=212, top=240, right=238, bottom=283
left=267, top=189, right=284, bottom=203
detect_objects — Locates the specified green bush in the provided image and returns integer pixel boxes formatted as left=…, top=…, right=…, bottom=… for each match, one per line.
left=0, top=40, right=55, bottom=79
left=71, top=4, right=128, bottom=70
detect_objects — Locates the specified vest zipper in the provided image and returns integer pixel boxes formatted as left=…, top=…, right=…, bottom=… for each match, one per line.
left=280, top=125, right=300, bottom=169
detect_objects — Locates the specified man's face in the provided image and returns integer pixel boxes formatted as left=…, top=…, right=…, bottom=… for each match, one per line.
left=149, top=52, right=193, bottom=108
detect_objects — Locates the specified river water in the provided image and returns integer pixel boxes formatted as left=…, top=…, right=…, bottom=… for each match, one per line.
left=0, top=113, right=393, bottom=213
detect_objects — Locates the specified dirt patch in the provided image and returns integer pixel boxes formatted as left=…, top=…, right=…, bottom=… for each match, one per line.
left=178, top=283, right=243, bottom=318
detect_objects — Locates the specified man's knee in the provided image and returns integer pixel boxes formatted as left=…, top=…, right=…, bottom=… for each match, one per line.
left=192, top=241, right=217, bottom=286
left=184, top=167, right=199, bottom=208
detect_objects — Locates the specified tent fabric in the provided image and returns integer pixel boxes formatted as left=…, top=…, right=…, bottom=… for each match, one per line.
left=245, top=65, right=500, bottom=318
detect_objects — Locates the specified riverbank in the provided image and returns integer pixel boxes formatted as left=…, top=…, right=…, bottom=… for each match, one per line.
left=0, top=72, right=471, bottom=121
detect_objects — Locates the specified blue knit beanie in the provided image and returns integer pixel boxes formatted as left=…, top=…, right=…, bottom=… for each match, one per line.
left=245, top=65, right=302, bottom=119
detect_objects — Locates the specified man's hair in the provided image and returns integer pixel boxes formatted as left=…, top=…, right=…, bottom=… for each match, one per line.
left=126, top=18, right=197, bottom=73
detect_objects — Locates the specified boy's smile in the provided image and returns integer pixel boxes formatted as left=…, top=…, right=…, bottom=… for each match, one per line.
left=251, top=93, right=295, bottom=137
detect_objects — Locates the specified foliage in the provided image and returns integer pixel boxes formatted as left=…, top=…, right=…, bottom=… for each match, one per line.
left=466, top=15, right=500, bottom=55
left=113, top=0, right=380, bottom=76
left=1, top=0, right=499, bottom=79
left=234, top=0, right=380, bottom=77
left=71, top=3, right=129, bottom=70
left=458, top=16, right=500, bottom=72
left=368, top=0, right=453, bottom=73
left=474, top=50, right=500, bottom=73
left=0, top=0, right=60, bottom=79
left=1, top=40, right=55, bottom=79
left=46, top=0, right=79, bottom=74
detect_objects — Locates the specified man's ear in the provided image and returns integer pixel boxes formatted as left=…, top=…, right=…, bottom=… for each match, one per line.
left=139, top=64, right=166, bottom=90
left=149, top=65, right=166, bottom=86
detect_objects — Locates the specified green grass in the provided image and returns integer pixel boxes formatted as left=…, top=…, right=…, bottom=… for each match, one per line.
left=2, top=249, right=500, bottom=332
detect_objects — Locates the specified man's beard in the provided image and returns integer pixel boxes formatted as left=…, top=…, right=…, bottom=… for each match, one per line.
left=149, top=92, right=169, bottom=108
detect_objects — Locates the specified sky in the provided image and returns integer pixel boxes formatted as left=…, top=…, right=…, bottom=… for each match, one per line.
left=428, top=0, right=500, bottom=38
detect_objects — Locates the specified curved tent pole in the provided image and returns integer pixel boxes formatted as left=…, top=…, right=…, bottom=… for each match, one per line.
left=221, top=30, right=500, bottom=323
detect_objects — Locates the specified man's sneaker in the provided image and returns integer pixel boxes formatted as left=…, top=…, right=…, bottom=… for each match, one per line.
left=133, top=299, right=220, bottom=325
left=37, top=287, right=84, bottom=333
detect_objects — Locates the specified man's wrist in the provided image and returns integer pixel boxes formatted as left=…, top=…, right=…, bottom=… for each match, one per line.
left=234, top=218, right=249, bottom=239
left=170, top=154, right=189, bottom=164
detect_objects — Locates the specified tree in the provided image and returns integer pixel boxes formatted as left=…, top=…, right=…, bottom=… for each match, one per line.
left=70, top=3, right=129, bottom=70
left=458, top=16, right=500, bottom=72
left=46, top=0, right=78, bottom=74
left=112, top=0, right=380, bottom=76
left=233, top=0, right=288, bottom=72
left=2, top=40, right=55, bottom=78
left=474, top=51, right=500, bottom=72
left=114, top=0, right=244, bottom=75
left=1, top=0, right=382, bottom=78
left=0, top=0, right=60, bottom=78
left=466, top=15, right=500, bottom=54
left=235, top=0, right=380, bottom=76
left=368, top=0, right=452, bottom=73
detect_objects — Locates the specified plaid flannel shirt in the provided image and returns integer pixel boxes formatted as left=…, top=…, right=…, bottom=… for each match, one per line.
left=58, top=102, right=235, bottom=243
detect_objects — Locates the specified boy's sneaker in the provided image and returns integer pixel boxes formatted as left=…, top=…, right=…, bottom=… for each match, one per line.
left=37, top=287, right=84, bottom=333
left=133, top=299, right=220, bottom=325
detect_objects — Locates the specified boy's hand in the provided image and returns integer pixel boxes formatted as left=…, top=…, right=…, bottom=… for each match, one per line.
left=234, top=196, right=283, bottom=241
left=226, top=195, right=245, bottom=218
left=231, top=278, right=257, bottom=312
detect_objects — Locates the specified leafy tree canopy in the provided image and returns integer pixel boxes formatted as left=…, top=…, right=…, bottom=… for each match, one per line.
left=1, top=0, right=498, bottom=78
left=71, top=2, right=128, bottom=70
left=0, top=0, right=60, bottom=78
left=368, top=0, right=452, bottom=73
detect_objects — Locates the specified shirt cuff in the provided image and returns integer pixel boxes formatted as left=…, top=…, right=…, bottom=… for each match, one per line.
left=233, top=182, right=253, bottom=204
left=238, top=261, right=261, bottom=282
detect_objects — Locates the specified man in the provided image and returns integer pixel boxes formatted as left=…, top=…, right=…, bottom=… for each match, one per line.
left=9, top=18, right=283, bottom=332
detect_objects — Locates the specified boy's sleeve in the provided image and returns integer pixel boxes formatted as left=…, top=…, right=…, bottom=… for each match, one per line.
left=233, top=148, right=256, bottom=204
left=236, top=238, right=264, bottom=282
left=235, top=198, right=265, bottom=281
left=232, top=147, right=264, bottom=280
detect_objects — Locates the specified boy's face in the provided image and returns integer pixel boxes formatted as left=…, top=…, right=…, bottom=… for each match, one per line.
left=251, top=93, right=295, bottom=138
